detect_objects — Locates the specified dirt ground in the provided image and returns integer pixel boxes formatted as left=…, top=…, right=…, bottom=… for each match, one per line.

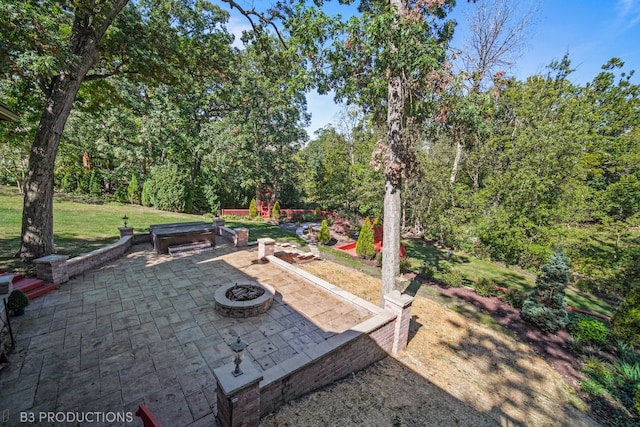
left=260, top=259, right=600, bottom=427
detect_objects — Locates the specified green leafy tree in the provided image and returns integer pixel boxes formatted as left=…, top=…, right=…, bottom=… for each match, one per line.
left=611, top=250, right=640, bottom=346
left=201, top=38, right=308, bottom=212
left=144, top=164, right=191, bottom=212
left=225, top=0, right=456, bottom=303
left=356, top=217, right=376, bottom=259
left=249, top=198, right=258, bottom=218
left=318, top=219, right=331, bottom=245
left=520, top=249, right=571, bottom=333
left=1, top=0, right=233, bottom=260
left=127, top=174, right=141, bottom=205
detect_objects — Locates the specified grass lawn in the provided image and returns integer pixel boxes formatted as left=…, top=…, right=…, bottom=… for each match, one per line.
left=221, top=218, right=306, bottom=246
left=0, top=186, right=207, bottom=272
left=1, top=185, right=614, bottom=317
left=403, top=238, right=615, bottom=317
left=0, top=186, right=308, bottom=273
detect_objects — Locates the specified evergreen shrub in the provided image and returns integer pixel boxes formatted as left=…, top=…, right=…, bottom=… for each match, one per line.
left=570, top=318, right=610, bottom=348
left=89, top=169, right=102, bottom=197
left=127, top=174, right=141, bottom=204
left=113, top=187, right=128, bottom=203
left=77, top=171, right=90, bottom=194
left=141, top=180, right=152, bottom=207
left=8, top=289, right=29, bottom=311
left=475, top=277, right=496, bottom=297
left=521, top=249, right=571, bottom=333
left=442, top=270, right=463, bottom=287
left=144, top=164, right=191, bottom=212
left=272, top=201, right=281, bottom=219
left=501, top=289, right=526, bottom=309
left=249, top=198, right=258, bottom=218
left=60, top=171, right=76, bottom=193
left=318, top=219, right=331, bottom=244
left=611, top=285, right=640, bottom=347
left=356, top=217, right=375, bottom=259
left=399, top=258, right=412, bottom=274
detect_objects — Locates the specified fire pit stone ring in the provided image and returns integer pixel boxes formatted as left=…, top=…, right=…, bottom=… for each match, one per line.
left=214, top=280, right=275, bottom=318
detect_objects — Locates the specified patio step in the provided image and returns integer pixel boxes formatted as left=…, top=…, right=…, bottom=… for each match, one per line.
left=24, top=283, right=58, bottom=300
left=3, top=274, right=58, bottom=300
left=168, top=241, right=213, bottom=256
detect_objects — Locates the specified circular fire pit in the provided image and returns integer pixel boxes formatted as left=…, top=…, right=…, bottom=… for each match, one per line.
left=214, top=281, right=275, bottom=318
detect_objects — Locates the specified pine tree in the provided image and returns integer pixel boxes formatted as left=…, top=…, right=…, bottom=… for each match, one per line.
left=141, top=180, right=152, bottom=207
left=272, top=201, right=281, bottom=219
left=318, top=219, right=331, bottom=244
left=356, top=217, right=376, bottom=259
left=89, top=169, right=102, bottom=197
left=127, top=174, right=141, bottom=205
left=520, top=249, right=570, bottom=333
left=249, top=198, right=258, bottom=218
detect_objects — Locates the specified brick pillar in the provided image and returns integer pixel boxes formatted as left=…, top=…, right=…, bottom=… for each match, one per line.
left=213, top=362, right=263, bottom=427
left=383, top=290, right=414, bottom=354
left=0, top=274, right=14, bottom=295
left=257, top=238, right=276, bottom=260
left=213, top=218, right=225, bottom=235
left=235, top=228, right=249, bottom=247
left=34, top=254, right=69, bottom=285
left=118, top=226, right=134, bottom=238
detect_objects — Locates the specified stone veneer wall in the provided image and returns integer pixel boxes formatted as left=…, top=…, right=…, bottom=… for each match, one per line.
left=213, top=248, right=414, bottom=425
left=66, top=236, right=133, bottom=278
left=35, top=236, right=134, bottom=284
left=259, top=311, right=396, bottom=416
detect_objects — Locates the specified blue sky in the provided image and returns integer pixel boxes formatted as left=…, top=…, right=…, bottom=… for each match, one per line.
left=220, top=0, right=640, bottom=137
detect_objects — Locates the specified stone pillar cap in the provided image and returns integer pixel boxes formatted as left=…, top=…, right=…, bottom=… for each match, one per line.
left=257, top=238, right=276, bottom=244
left=213, top=361, right=263, bottom=395
left=383, top=290, right=414, bottom=308
left=33, top=254, right=69, bottom=263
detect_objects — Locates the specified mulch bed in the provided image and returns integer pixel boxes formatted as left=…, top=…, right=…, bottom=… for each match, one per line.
left=407, top=273, right=581, bottom=388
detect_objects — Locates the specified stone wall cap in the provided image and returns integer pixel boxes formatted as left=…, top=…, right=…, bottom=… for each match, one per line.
left=257, top=238, right=276, bottom=244
left=34, top=254, right=69, bottom=263
left=213, top=362, right=263, bottom=395
left=383, top=290, right=414, bottom=308
left=0, top=274, right=14, bottom=284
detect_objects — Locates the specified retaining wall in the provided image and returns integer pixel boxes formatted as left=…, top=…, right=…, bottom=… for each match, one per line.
left=35, top=236, right=133, bottom=283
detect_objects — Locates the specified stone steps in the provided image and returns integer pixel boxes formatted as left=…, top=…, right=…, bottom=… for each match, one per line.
left=168, top=241, right=213, bottom=256
left=0, top=272, right=57, bottom=300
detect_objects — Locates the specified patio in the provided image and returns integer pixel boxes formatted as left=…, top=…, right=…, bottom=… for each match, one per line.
left=0, top=241, right=375, bottom=426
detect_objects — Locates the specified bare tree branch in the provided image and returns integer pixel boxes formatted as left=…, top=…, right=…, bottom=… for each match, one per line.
left=219, top=0, right=289, bottom=48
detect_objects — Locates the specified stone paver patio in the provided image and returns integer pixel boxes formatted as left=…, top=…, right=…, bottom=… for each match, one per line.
left=0, top=242, right=374, bottom=426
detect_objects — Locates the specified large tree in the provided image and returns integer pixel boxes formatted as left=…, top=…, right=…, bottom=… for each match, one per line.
left=1, top=0, right=232, bottom=260
left=224, top=0, right=456, bottom=302
left=3, top=0, right=128, bottom=259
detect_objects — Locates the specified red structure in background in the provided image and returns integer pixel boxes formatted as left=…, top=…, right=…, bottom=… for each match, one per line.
left=256, top=185, right=274, bottom=218
left=336, top=223, right=407, bottom=259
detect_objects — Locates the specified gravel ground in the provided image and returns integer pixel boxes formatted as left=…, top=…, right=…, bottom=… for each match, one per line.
left=260, top=260, right=600, bottom=427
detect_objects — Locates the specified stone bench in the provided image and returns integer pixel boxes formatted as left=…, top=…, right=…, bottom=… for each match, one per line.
left=149, top=222, right=216, bottom=254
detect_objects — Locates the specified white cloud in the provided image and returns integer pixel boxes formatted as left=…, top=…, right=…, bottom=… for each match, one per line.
left=616, top=0, right=640, bottom=28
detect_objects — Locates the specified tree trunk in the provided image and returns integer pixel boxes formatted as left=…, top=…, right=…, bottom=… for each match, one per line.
left=450, top=140, right=463, bottom=184
left=20, top=65, right=96, bottom=260
left=381, top=76, right=404, bottom=303
left=381, top=0, right=406, bottom=304
left=18, top=1, right=128, bottom=260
